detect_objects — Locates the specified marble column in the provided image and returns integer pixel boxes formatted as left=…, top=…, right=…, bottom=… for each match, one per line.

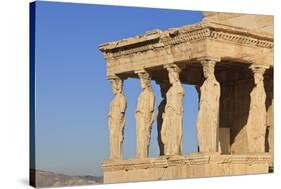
left=196, top=59, right=221, bottom=153
left=156, top=80, right=171, bottom=156
left=108, top=76, right=127, bottom=160
left=246, top=64, right=269, bottom=153
left=161, top=64, right=184, bottom=155
left=135, top=70, right=156, bottom=158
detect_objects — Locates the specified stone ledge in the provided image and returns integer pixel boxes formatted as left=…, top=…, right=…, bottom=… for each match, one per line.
left=103, top=153, right=271, bottom=171
left=103, top=153, right=272, bottom=183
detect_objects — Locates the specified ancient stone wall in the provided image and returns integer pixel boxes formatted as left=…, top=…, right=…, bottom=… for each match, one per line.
left=203, top=12, right=273, bottom=34
left=99, top=12, right=274, bottom=183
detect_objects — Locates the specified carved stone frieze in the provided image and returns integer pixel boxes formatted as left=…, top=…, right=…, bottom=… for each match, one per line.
left=99, top=22, right=273, bottom=60
left=102, top=154, right=271, bottom=172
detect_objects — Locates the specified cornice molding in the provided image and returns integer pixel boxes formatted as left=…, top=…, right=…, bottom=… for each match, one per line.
left=99, top=22, right=273, bottom=59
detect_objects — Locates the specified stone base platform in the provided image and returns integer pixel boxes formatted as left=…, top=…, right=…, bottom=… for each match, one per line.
left=103, top=153, right=272, bottom=183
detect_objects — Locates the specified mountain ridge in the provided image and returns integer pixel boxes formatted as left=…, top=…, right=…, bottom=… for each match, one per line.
left=30, top=169, right=103, bottom=187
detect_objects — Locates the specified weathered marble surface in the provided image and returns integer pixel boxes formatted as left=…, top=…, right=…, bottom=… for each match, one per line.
left=100, top=12, right=274, bottom=183
left=108, top=78, right=127, bottom=160
left=99, top=13, right=273, bottom=78
left=161, top=64, right=184, bottom=155
left=196, top=60, right=220, bottom=152
left=203, top=12, right=273, bottom=34
left=135, top=70, right=156, bottom=158
left=103, top=153, right=272, bottom=183
left=246, top=65, right=269, bottom=152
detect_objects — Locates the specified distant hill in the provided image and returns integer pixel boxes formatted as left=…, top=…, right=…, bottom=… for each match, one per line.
left=30, top=169, right=103, bottom=188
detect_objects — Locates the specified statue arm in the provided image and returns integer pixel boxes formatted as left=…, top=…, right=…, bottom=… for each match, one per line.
left=108, top=111, right=113, bottom=130
left=161, top=117, right=167, bottom=144
left=214, top=83, right=221, bottom=102
left=149, top=95, right=156, bottom=124
left=119, top=97, right=126, bottom=133
left=142, top=94, right=155, bottom=124
left=107, top=103, right=113, bottom=129
left=149, top=93, right=155, bottom=112
left=136, top=94, right=144, bottom=114
left=119, top=96, right=127, bottom=113
left=211, top=83, right=220, bottom=114
left=175, top=90, right=184, bottom=114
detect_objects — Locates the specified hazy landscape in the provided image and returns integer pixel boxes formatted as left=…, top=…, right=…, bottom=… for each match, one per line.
left=30, top=169, right=103, bottom=187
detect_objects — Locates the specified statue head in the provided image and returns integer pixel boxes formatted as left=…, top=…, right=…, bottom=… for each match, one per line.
left=140, top=78, right=151, bottom=89
left=249, top=65, right=268, bottom=86
left=135, top=70, right=151, bottom=90
left=166, top=65, right=181, bottom=85
left=111, top=78, right=123, bottom=95
left=202, top=61, right=215, bottom=79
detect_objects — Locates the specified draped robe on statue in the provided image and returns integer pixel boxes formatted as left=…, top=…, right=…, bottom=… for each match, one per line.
left=161, top=85, right=184, bottom=155
left=196, top=78, right=220, bottom=153
left=136, top=89, right=155, bottom=158
left=108, top=94, right=127, bottom=159
left=246, top=84, right=266, bottom=152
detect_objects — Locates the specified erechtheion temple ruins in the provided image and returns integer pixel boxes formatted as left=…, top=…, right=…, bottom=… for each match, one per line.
left=98, top=12, right=274, bottom=183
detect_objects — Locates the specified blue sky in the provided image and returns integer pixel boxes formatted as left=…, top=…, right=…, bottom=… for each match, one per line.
left=34, top=1, right=203, bottom=177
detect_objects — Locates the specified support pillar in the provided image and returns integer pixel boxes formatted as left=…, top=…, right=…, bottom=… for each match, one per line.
left=108, top=76, right=127, bottom=160
left=196, top=58, right=221, bottom=153
left=246, top=64, right=269, bottom=153
left=135, top=70, right=156, bottom=158
left=161, top=64, right=184, bottom=155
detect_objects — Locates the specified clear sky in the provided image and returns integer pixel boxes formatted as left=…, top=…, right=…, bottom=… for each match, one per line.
left=34, top=1, right=203, bottom=177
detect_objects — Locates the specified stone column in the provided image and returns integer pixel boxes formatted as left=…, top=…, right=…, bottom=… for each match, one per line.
left=196, top=58, right=221, bottom=153
left=135, top=70, right=156, bottom=158
left=246, top=64, right=269, bottom=153
left=108, top=76, right=127, bottom=160
left=156, top=80, right=171, bottom=156
left=267, top=98, right=274, bottom=167
left=161, top=64, right=184, bottom=155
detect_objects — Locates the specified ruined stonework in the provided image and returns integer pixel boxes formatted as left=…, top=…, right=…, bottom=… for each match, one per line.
left=161, top=64, right=184, bottom=155
left=108, top=78, right=127, bottom=160
left=196, top=60, right=220, bottom=153
left=99, top=12, right=273, bottom=183
left=135, top=70, right=156, bottom=158
left=246, top=65, right=269, bottom=153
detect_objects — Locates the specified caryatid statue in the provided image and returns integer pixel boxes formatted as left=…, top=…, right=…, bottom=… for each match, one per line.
left=196, top=60, right=220, bottom=153
left=135, top=70, right=156, bottom=158
left=161, top=64, right=184, bottom=155
left=156, top=80, right=171, bottom=156
left=135, top=70, right=155, bottom=158
left=246, top=65, right=269, bottom=153
left=108, top=77, right=127, bottom=160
